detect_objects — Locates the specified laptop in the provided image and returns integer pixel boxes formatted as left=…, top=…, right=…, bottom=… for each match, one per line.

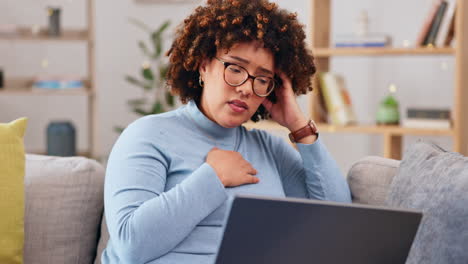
left=215, top=194, right=422, bottom=264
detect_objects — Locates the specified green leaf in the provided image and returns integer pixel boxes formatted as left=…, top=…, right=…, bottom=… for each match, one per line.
left=151, top=34, right=163, bottom=59
left=114, top=126, right=125, bottom=133
left=155, top=20, right=171, bottom=36
left=127, top=98, right=147, bottom=107
left=125, top=75, right=152, bottom=90
left=128, top=17, right=152, bottom=33
left=151, top=21, right=170, bottom=59
left=383, top=95, right=399, bottom=106
left=141, top=67, right=155, bottom=81
left=138, top=41, right=152, bottom=57
left=151, top=101, right=164, bottom=114
left=165, top=91, right=174, bottom=107
left=133, top=107, right=151, bottom=116
left=159, top=64, right=169, bottom=81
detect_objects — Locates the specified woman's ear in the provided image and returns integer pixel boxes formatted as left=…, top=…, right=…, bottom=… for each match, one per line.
left=199, top=58, right=209, bottom=76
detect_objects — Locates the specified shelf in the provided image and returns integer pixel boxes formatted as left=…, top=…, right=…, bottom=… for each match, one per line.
left=312, top=47, right=455, bottom=57
left=0, top=27, right=89, bottom=42
left=244, top=121, right=454, bottom=136
left=0, top=78, right=92, bottom=96
left=317, top=123, right=453, bottom=136
left=243, top=121, right=290, bottom=132
left=0, top=88, right=91, bottom=96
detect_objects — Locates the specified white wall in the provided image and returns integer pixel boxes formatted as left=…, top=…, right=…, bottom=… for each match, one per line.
left=0, top=0, right=453, bottom=173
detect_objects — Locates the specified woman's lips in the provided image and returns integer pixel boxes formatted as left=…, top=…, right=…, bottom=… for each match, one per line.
left=228, top=100, right=248, bottom=113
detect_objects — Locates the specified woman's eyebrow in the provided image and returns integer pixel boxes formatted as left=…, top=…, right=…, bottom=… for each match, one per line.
left=228, top=55, right=274, bottom=76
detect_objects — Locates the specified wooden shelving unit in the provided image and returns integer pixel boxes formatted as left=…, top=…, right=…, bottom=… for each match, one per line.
left=307, top=0, right=468, bottom=159
left=247, top=0, right=468, bottom=160
left=0, top=0, right=97, bottom=157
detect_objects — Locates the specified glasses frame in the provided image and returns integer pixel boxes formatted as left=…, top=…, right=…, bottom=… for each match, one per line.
left=215, top=57, right=275, bottom=97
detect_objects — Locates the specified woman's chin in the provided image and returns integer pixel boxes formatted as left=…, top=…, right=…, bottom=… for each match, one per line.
left=219, top=117, right=248, bottom=128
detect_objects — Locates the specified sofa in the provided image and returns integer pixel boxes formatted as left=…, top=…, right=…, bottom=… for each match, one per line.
left=22, top=141, right=468, bottom=263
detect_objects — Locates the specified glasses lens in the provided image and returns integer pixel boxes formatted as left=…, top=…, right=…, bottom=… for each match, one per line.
left=254, top=77, right=275, bottom=96
left=224, top=64, right=248, bottom=85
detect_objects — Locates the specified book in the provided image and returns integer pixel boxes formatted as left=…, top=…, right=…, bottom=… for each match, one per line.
left=403, top=108, right=451, bottom=129
left=424, top=0, right=448, bottom=46
left=311, top=77, right=328, bottom=123
left=443, top=10, right=456, bottom=46
left=402, top=118, right=451, bottom=129
left=32, top=76, right=84, bottom=90
left=407, top=108, right=451, bottom=119
left=416, top=0, right=443, bottom=46
left=334, top=34, right=391, bottom=48
left=318, top=72, right=356, bottom=126
left=435, top=0, right=456, bottom=47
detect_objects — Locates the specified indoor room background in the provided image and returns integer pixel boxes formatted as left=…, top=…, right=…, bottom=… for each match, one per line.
left=0, top=0, right=454, bottom=174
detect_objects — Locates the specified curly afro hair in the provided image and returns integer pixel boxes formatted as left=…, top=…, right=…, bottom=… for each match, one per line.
left=166, top=0, right=316, bottom=122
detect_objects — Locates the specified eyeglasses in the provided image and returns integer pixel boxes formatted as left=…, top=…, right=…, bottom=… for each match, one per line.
left=215, top=57, right=275, bottom=97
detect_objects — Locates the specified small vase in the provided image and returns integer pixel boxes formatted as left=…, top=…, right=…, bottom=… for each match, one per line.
left=46, top=121, right=76, bottom=156
left=47, top=7, right=61, bottom=37
left=376, top=94, right=400, bottom=125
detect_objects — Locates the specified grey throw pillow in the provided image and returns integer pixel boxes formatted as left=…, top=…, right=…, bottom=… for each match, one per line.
left=386, top=141, right=468, bottom=264
left=24, top=155, right=105, bottom=264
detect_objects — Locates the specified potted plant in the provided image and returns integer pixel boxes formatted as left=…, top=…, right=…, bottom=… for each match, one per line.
left=115, top=19, right=174, bottom=132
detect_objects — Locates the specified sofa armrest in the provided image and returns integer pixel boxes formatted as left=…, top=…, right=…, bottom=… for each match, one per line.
left=347, top=156, right=400, bottom=206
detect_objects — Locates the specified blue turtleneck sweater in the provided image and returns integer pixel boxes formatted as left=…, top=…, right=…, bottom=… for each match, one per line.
left=102, top=100, right=351, bottom=264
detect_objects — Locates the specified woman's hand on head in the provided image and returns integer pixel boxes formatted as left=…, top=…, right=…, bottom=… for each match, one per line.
left=206, top=148, right=260, bottom=187
left=262, top=72, right=309, bottom=132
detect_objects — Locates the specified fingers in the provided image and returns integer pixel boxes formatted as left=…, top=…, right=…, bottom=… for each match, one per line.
left=262, top=98, right=273, bottom=112
left=208, top=147, right=219, bottom=153
left=240, top=162, right=259, bottom=184
left=275, top=72, right=295, bottom=100
left=277, top=71, right=292, bottom=88
left=244, top=175, right=260, bottom=184
left=247, top=166, right=258, bottom=175
left=240, top=160, right=257, bottom=174
left=245, top=164, right=259, bottom=184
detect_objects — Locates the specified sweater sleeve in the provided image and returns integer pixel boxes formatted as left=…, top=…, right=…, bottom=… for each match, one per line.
left=104, top=119, right=228, bottom=263
left=273, top=134, right=351, bottom=203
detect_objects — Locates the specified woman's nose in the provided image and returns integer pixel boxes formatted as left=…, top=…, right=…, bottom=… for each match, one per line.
left=235, top=78, right=254, bottom=97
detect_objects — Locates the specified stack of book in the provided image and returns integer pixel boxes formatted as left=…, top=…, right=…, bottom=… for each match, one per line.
left=32, top=76, right=84, bottom=90
left=317, top=72, right=357, bottom=126
left=416, top=0, right=457, bottom=47
left=402, top=108, right=451, bottom=129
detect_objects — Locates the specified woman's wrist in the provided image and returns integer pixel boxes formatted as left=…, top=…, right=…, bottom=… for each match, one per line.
left=287, top=118, right=319, bottom=144
left=287, top=117, right=309, bottom=133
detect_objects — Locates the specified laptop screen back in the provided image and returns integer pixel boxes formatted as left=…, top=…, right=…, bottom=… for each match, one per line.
left=215, top=195, right=422, bottom=264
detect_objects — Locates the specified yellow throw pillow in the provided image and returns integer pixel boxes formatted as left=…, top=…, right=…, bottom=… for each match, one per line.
left=0, top=118, right=27, bottom=264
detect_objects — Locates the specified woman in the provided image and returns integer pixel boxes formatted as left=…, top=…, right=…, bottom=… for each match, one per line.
left=102, top=0, right=351, bottom=263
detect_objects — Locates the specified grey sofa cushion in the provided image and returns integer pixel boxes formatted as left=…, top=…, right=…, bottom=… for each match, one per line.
left=347, top=156, right=400, bottom=206
left=24, top=154, right=105, bottom=264
left=386, top=141, right=468, bottom=264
